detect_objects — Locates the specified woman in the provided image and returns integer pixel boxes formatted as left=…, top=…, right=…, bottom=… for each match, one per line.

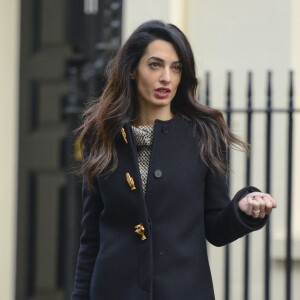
left=72, top=20, right=276, bottom=300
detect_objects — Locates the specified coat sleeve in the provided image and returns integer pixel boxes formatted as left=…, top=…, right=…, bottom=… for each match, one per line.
left=72, top=175, right=103, bottom=299
left=204, top=168, right=268, bottom=247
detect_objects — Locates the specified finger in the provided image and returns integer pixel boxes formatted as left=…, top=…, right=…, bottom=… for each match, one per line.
left=263, top=194, right=277, bottom=208
left=246, top=195, right=258, bottom=215
left=251, top=196, right=260, bottom=218
left=238, top=197, right=248, bottom=214
left=256, top=197, right=266, bottom=218
left=240, top=194, right=258, bottom=216
left=249, top=192, right=266, bottom=198
left=263, top=197, right=274, bottom=215
left=251, top=192, right=277, bottom=209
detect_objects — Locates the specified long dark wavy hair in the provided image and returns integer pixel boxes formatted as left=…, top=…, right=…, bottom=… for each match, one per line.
left=76, top=20, right=248, bottom=188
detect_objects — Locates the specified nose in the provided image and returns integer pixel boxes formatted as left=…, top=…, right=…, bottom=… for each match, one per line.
left=159, top=68, right=171, bottom=84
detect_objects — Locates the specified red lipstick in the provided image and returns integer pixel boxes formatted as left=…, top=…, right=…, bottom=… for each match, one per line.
left=154, top=87, right=171, bottom=99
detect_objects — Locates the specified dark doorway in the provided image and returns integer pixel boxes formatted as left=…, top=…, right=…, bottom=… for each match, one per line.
left=16, top=1, right=122, bottom=299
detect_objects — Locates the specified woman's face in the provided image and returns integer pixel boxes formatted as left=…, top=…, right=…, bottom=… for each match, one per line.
left=134, top=39, right=182, bottom=115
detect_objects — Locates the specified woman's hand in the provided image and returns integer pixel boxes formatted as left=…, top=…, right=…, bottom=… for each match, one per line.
left=238, top=192, right=277, bottom=219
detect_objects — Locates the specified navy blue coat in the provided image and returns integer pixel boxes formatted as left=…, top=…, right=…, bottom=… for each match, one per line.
left=72, top=115, right=267, bottom=300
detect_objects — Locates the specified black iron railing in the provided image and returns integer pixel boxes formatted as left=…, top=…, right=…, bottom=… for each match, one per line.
left=200, top=71, right=298, bottom=300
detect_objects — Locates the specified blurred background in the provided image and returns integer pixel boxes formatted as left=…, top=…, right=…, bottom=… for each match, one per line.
left=1, top=0, right=299, bottom=299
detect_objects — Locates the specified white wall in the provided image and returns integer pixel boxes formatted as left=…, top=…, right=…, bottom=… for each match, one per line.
left=122, top=0, right=187, bottom=41
left=123, top=0, right=300, bottom=299
left=187, top=0, right=291, bottom=107
left=0, top=1, right=19, bottom=299
left=291, top=0, right=300, bottom=237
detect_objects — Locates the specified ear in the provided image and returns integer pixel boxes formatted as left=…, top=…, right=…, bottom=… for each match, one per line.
left=129, top=71, right=136, bottom=80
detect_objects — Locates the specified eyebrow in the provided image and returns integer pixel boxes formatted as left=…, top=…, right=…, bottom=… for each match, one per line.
left=148, top=56, right=181, bottom=64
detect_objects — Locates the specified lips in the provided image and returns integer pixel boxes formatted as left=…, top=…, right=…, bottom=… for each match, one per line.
left=154, top=87, right=171, bottom=99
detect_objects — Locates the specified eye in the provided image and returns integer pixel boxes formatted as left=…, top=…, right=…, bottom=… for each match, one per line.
left=149, top=62, right=160, bottom=69
left=172, top=64, right=182, bottom=73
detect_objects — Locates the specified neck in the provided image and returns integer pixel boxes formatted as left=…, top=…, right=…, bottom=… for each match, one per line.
left=133, top=106, right=173, bottom=126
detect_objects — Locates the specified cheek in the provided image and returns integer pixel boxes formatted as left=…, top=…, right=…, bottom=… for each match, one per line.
left=137, top=78, right=147, bottom=92
left=173, top=76, right=181, bottom=90
left=137, top=75, right=153, bottom=92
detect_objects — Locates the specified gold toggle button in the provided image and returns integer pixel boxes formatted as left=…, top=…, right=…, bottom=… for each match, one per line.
left=126, top=172, right=136, bottom=190
left=134, top=223, right=147, bottom=240
left=121, top=127, right=128, bottom=143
